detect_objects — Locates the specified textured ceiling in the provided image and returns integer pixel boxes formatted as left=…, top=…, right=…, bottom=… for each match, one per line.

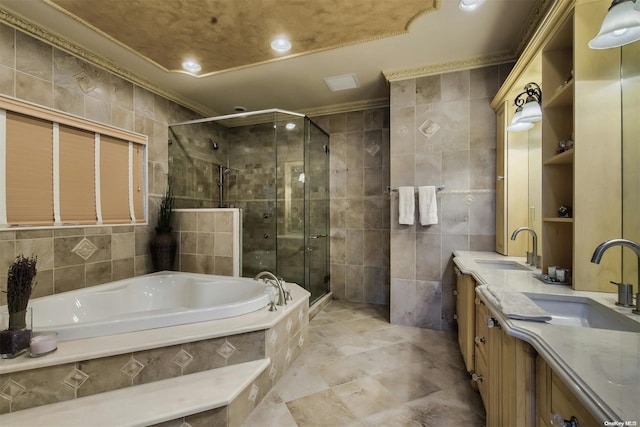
left=46, top=0, right=438, bottom=75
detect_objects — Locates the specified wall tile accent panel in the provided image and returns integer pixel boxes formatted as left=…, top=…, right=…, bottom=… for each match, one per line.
left=389, top=64, right=513, bottom=330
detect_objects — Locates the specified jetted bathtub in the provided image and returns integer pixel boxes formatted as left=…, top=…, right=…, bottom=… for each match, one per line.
left=14, top=272, right=272, bottom=341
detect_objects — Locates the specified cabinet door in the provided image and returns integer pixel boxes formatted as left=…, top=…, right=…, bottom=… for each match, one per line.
left=536, top=355, right=600, bottom=427
left=496, top=102, right=507, bottom=255
left=455, top=269, right=476, bottom=373
left=500, top=331, right=536, bottom=427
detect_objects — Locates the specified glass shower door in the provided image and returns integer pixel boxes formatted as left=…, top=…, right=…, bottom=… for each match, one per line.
left=305, top=121, right=330, bottom=303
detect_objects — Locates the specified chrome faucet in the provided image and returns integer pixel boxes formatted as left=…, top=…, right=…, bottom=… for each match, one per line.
left=255, top=271, right=286, bottom=306
left=590, top=239, right=639, bottom=308
left=510, top=227, right=540, bottom=268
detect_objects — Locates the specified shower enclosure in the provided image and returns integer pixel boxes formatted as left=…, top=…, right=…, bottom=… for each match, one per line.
left=168, top=110, right=330, bottom=303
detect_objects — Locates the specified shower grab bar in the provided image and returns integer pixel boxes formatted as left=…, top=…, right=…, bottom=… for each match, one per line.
left=309, top=234, right=328, bottom=239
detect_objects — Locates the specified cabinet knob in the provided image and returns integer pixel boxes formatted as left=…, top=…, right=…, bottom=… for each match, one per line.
left=474, top=336, right=486, bottom=344
left=497, top=175, right=505, bottom=180
left=453, top=289, right=458, bottom=296
left=550, top=414, right=580, bottom=427
left=471, top=373, right=484, bottom=383
left=486, top=317, right=499, bottom=328
left=453, top=314, right=458, bottom=320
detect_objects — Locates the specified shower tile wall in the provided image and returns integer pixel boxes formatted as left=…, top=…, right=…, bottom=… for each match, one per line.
left=169, top=121, right=229, bottom=209
left=312, top=108, right=391, bottom=305
left=0, top=22, right=204, bottom=302
left=226, top=121, right=283, bottom=278
left=389, top=64, right=513, bottom=330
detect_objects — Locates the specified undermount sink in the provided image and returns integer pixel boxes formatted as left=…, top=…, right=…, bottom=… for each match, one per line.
left=474, top=259, right=533, bottom=271
left=525, top=293, right=640, bottom=333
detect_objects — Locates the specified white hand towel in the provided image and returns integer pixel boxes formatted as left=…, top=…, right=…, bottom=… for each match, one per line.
left=487, top=287, right=551, bottom=322
left=398, top=186, right=415, bottom=225
left=419, top=186, right=438, bottom=225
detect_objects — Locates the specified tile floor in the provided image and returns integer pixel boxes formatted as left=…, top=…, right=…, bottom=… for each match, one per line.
left=242, top=299, right=486, bottom=427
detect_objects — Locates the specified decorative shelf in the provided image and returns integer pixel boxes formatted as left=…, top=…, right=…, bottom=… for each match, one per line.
left=544, top=80, right=574, bottom=109
left=544, top=217, right=574, bottom=223
left=544, top=149, right=574, bottom=165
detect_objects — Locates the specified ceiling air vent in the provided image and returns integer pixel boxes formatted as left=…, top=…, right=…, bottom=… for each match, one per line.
left=323, top=74, right=360, bottom=92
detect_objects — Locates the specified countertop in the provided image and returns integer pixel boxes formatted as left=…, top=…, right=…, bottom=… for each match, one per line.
left=453, top=250, right=640, bottom=424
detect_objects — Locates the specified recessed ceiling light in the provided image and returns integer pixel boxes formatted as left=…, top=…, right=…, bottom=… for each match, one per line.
left=181, top=59, right=201, bottom=73
left=285, top=122, right=296, bottom=130
left=459, top=0, right=485, bottom=11
left=323, top=73, right=360, bottom=92
left=271, top=37, right=292, bottom=53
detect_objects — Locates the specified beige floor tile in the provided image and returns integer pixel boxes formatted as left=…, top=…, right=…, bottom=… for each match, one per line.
left=409, top=357, right=470, bottom=390
left=381, top=342, right=432, bottom=364
left=286, top=389, right=361, bottom=427
left=332, top=376, right=403, bottom=419
left=374, top=366, right=441, bottom=402
left=346, top=347, right=407, bottom=376
left=275, top=365, right=330, bottom=402
left=343, top=316, right=392, bottom=334
left=241, top=402, right=298, bottom=427
left=359, top=326, right=407, bottom=347
left=407, top=381, right=486, bottom=427
left=313, top=357, right=369, bottom=386
left=292, top=340, right=345, bottom=367
left=263, top=300, right=484, bottom=427
left=362, top=405, right=422, bottom=427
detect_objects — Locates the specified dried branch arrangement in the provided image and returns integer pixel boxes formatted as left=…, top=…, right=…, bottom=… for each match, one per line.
left=6, top=254, right=37, bottom=316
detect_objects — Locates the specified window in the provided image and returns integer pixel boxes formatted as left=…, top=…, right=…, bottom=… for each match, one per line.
left=0, top=96, right=147, bottom=227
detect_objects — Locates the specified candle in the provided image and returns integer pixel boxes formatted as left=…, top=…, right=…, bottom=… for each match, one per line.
left=30, top=334, right=57, bottom=355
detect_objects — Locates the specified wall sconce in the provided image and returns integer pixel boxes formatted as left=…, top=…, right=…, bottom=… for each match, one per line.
left=507, top=82, right=542, bottom=132
left=589, top=0, right=640, bottom=49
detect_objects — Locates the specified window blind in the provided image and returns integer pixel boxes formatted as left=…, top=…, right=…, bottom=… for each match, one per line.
left=100, top=135, right=130, bottom=224
left=6, top=112, right=54, bottom=225
left=59, top=125, right=96, bottom=224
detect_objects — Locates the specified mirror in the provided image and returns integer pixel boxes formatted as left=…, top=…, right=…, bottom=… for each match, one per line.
left=621, top=40, right=640, bottom=284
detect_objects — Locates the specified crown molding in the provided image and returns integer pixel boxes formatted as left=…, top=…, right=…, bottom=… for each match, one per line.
left=302, top=98, right=389, bottom=117
left=0, top=7, right=217, bottom=118
left=383, top=53, right=516, bottom=82
left=382, top=0, right=551, bottom=83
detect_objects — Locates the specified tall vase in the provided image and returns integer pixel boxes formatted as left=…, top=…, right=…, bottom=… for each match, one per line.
left=150, top=227, right=177, bottom=272
left=0, top=308, right=32, bottom=358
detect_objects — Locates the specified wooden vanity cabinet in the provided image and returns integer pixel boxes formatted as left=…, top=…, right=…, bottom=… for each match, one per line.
left=536, top=356, right=599, bottom=427
left=474, top=295, right=536, bottom=427
left=454, top=268, right=477, bottom=373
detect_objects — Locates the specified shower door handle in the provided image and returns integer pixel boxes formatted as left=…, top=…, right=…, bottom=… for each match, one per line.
left=309, top=234, right=327, bottom=239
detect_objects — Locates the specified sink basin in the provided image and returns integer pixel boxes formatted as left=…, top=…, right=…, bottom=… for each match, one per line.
left=474, top=259, right=532, bottom=271
left=525, top=293, right=640, bottom=333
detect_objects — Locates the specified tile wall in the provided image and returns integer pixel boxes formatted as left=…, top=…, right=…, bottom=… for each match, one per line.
left=311, top=109, right=391, bottom=305
left=0, top=22, right=207, bottom=303
left=389, top=65, right=513, bottom=330
left=173, top=209, right=239, bottom=276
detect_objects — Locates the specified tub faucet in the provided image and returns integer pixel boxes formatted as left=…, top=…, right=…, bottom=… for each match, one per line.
left=590, top=238, right=640, bottom=308
left=510, top=227, right=540, bottom=268
left=255, top=271, right=286, bottom=306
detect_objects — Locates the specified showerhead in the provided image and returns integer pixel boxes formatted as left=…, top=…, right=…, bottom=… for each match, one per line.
left=208, top=138, right=219, bottom=150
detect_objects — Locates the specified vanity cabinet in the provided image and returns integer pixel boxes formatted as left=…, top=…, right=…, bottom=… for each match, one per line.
left=474, top=294, right=536, bottom=427
left=454, top=268, right=477, bottom=373
left=536, top=356, right=600, bottom=427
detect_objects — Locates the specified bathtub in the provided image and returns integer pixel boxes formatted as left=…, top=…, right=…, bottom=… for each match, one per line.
left=19, top=272, right=272, bottom=341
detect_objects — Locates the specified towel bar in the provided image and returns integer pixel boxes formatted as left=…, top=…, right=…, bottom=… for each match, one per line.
left=386, top=185, right=445, bottom=193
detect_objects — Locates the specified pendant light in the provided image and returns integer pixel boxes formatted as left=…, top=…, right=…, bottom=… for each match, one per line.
left=589, top=0, right=640, bottom=49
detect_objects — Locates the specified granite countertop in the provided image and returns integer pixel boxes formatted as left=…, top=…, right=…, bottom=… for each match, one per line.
left=453, top=250, right=640, bottom=424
